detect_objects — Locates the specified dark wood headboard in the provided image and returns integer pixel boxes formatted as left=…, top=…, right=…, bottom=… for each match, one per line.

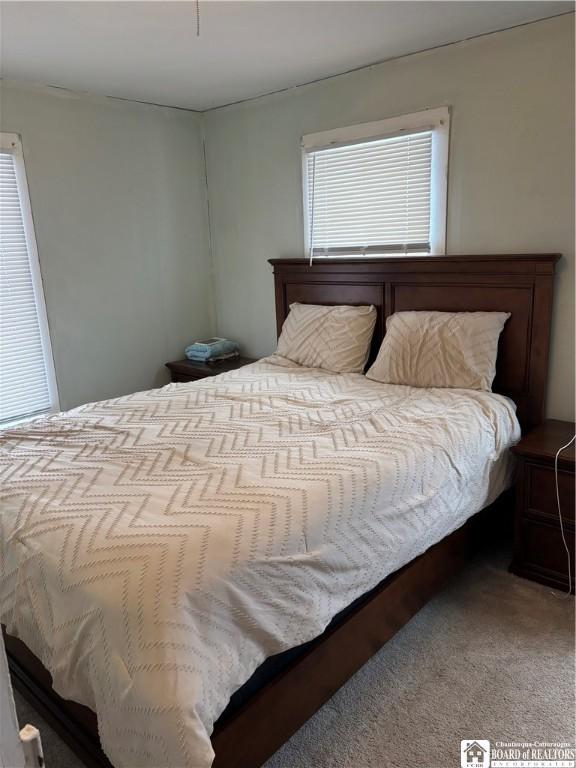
left=269, top=254, right=559, bottom=430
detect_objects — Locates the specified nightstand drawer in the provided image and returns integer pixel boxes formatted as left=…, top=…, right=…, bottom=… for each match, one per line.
left=170, top=372, right=201, bottom=383
left=510, top=420, right=575, bottom=593
left=166, top=357, right=257, bottom=383
left=514, top=516, right=575, bottom=587
left=527, top=463, right=575, bottom=522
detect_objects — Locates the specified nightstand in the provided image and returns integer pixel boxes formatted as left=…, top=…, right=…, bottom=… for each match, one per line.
left=510, top=419, right=575, bottom=593
left=165, top=356, right=257, bottom=383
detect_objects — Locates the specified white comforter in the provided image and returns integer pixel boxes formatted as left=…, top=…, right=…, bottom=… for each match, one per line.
left=0, top=357, right=520, bottom=768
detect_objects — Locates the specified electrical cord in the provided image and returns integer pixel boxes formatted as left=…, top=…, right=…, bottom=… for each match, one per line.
left=552, top=433, right=575, bottom=598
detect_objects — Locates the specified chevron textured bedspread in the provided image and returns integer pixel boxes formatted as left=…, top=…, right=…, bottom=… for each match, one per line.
left=0, top=357, right=520, bottom=768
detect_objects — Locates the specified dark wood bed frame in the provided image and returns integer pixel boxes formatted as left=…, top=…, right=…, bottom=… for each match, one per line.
left=5, top=254, right=559, bottom=768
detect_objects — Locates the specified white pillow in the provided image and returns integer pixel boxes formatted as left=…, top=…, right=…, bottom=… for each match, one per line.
left=276, top=302, right=377, bottom=373
left=366, top=310, right=510, bottom=391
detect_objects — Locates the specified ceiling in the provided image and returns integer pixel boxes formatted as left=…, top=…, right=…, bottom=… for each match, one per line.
left=0, top=1, right=573, bottom=111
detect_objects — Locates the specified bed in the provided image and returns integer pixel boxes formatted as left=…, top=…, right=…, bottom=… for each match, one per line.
left=1, top=254, right=558, bottom=768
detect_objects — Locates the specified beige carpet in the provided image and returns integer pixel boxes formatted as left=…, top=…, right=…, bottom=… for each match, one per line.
left=13, top=549, right=575, bottom=768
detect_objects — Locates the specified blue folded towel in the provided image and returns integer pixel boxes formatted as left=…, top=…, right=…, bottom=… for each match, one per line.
left=185, top=338, right=240, bottom=362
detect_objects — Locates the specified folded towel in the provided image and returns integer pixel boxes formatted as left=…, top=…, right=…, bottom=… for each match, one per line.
left=186, top=350, right=240, bottom=363
left=185, top=338, right=240, bottom=362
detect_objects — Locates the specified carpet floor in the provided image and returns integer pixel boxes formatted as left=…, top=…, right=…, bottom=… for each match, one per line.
left=13, top=548, right=575, bottom=768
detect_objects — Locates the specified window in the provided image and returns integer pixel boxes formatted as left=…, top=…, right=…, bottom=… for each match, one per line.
left=0, top=133, right=59, bottom=426
left=302, top=107, right=450, bottom=259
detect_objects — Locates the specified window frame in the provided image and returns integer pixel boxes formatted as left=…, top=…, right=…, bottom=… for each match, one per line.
left=0, top=132, right=59, bottom=425
left=301, top=106, right=450, bottom=257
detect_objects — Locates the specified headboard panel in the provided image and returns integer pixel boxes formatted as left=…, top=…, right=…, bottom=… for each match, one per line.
left=269, top=255, right=559, bottom=430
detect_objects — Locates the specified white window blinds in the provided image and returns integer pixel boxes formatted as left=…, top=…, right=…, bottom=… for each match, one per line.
left=0, top=135, right=58, bottom=426
left=306, top=130, right=433, bottom=257
left=302, top=108, right=450, bottom=259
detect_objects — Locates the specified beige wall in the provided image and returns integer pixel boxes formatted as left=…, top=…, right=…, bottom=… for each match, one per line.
left=0, top=81, right=213, bottom=409
left=204, top=14, right=575, bottom=420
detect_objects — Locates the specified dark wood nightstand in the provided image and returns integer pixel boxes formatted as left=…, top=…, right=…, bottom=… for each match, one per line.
left=510, top=419, right=575, bottom=593
left=165, top=356, right=257, bottom=383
